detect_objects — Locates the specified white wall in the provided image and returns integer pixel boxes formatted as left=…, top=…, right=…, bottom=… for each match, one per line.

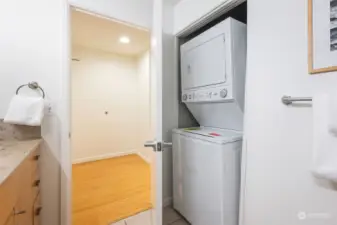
left=0, top=1, right=70, bottom=225
left=71, top=47, right=152, bottom=163
left=174, top=0, right=224, bottom=34
left=173, top=0, right=244, bottom=35
left=242, top=1, right=337, bottom=225
left=69, top=0, right=152, bottom=29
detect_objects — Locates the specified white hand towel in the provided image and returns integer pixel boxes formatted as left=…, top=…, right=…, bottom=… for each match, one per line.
left=328, top=92, right=337, bottom=135
left=312, top=94, right=337, bottom=182
left=4, top=95, right=45, bottom=126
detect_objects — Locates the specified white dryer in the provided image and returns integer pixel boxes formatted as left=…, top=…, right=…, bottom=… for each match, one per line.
left=172, top=127, right=242, bottom=225
left=180, top=17, right=247, bottom=131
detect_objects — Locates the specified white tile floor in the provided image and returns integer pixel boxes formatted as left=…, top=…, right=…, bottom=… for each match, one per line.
left=111, top=207, right=189, bottom=225
left=126, top=210, right=153, bottom=225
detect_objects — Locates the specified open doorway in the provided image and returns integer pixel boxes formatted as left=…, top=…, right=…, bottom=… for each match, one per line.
left=70, top=8, right=154, bottom=225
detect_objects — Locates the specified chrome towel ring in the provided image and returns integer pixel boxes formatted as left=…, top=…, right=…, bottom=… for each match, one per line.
left=16, top=82, right=45, bottom=99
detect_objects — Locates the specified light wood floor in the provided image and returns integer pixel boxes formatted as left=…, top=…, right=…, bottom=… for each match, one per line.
left=72, top=154, right=152, bottom=225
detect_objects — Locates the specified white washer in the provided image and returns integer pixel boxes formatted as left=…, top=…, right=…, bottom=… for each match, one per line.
left=172, top=127, right=242, bottom=225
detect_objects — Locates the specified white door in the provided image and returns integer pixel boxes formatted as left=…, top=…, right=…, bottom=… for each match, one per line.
left=145, top=0, right=177, bottom=225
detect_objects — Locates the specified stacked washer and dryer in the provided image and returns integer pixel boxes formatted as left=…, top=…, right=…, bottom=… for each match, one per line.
left=172, top=18, right=247, bottom=225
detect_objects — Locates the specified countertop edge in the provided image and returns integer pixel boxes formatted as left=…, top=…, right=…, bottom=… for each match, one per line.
left=0, top=139, right=42, bottom=186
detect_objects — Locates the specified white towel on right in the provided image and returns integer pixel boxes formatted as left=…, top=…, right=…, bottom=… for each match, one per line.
left=312, top=94, right=337, bottom=182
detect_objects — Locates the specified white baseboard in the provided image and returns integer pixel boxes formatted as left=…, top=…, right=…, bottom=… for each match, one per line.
left=72, top=150, right=139, bottom=164
left=163, top=197, right=173, bottom=207
left=137, top=152, right=151, bottom=164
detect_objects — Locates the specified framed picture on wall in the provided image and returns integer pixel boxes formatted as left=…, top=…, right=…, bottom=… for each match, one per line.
left=308, top=0, right=337, bottom=74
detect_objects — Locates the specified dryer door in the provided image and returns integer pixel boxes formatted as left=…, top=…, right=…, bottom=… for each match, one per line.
left=181, top=34, right=227, bottom=90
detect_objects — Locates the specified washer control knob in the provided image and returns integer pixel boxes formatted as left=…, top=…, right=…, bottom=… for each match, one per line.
left=182, top=94, right=188, bottom=101
left=220, top=89, right=228, bottom=98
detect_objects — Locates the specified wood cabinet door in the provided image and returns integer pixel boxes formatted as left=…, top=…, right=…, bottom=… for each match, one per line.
left=0, top=173, right=19, bottom=225
left=3, top=212, right=14, bottom=225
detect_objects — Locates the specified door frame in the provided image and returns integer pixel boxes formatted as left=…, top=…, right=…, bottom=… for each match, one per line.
left=61, top=4, right=152, bottom=225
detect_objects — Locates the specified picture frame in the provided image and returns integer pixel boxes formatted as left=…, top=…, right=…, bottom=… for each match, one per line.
left=308, top=0, right=337, bottom=74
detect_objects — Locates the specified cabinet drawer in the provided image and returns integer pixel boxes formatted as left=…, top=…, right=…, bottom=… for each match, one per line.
left=29, top=148, right=40, bottom=200
left=30, top=149, right=40, bottom=181
left=31, top=159, right=39, bottom=179
left=32, top=178, right=40, bottom=200
left=16, top=154, right=35, bottom=225
left=33, top=193, right=42, bottom=225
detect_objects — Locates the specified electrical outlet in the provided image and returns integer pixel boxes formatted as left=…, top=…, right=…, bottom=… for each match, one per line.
left=44, top=101, right=53, bottom=116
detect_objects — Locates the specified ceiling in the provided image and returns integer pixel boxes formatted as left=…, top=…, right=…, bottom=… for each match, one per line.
left=71, top=9, right=150, bottom=56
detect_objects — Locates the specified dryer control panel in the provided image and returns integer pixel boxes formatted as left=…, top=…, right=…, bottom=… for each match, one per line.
left=182, top=85, right=233, bottom=103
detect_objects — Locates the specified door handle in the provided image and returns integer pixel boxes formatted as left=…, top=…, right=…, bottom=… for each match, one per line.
left=144, top=141, right=159, bottom=152
left=14, top=210, right=26, bottom=215
left=34, top=179, right=41, bottom=187
left=162, top=142, right=172, bottom=148
left=144, top=141, right=172, bottom=152
left=35, top=206, right=42, bottom=216
left=144, top=141, right=157, bottom=148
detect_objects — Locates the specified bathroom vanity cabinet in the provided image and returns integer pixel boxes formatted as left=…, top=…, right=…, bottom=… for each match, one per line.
left=0, top=140, right=41, bottom=225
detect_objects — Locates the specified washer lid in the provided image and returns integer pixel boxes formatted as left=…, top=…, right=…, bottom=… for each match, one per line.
left=172, top=127, right=242, bottom=144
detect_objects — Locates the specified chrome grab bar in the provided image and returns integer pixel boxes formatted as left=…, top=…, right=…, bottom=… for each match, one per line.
left=282, top=95, right=312, bottom=105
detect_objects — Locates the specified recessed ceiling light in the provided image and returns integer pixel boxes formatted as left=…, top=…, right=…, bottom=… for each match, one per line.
left=119, top=36, right=130, bottom=44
